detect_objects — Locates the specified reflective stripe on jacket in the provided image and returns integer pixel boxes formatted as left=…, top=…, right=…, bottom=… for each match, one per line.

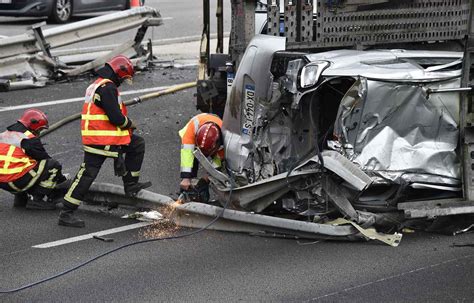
left=178, top=113, right=224, bottom=174
left=81, top=78, right=131, bottom=146
left=0, top=130, right=37, bottom=183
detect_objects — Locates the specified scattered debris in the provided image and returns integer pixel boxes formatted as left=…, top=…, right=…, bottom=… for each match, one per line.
left=92, top=235, right=114, bottom=242
left=122, top=210, right=164, bottom=222
left=0, top=7, right=163, bottom=90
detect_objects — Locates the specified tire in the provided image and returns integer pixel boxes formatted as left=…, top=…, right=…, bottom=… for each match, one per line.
left=48, top=0, right=73, bottom=24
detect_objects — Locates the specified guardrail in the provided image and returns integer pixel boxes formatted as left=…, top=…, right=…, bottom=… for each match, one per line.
left=0, top=6, right=161, bottom=60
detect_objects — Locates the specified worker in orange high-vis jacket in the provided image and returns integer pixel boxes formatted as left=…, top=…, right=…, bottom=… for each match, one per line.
left=58, top=55, right=151, bottom=228
left=179, top=113, right=224, bottom=200
left=0, top=109, right=68, bottom=210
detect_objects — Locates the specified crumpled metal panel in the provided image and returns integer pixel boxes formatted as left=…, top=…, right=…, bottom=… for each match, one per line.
left=305, top=49, right=462, bottom=80
left=223, top=35, right=286, bottom=174
left=334, top=77, right=461, bottom=186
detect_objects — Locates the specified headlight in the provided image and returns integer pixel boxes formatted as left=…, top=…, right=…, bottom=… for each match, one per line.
left=300, top=61, right=329, bottom=88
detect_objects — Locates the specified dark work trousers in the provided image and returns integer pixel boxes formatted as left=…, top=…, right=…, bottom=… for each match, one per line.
left=0, top=158, right=65, bottom=197
left=64, top=134, right=145, bottom=207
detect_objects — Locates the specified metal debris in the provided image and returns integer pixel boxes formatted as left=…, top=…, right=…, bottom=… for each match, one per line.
left=0, top=7, right=163, bottom=90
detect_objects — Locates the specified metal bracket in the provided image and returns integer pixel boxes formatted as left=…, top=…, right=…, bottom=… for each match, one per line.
left=31, top=22, right=52, bottom=59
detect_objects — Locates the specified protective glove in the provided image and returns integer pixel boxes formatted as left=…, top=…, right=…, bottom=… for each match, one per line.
left=114, top=152, right=127, bottom=177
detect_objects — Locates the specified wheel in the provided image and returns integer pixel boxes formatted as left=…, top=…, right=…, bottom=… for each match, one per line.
left=48, top=0, right=73, bottom=24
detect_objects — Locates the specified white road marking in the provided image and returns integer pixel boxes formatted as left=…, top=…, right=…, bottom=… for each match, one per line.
left=0, top=86, right=170, bottom=113
left=32, top=222, right=153, bottom=248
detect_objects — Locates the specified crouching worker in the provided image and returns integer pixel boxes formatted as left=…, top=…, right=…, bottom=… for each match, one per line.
left=59, top=55, right=151, bottom=228
left=179, top=113, right=224, bottom=203
left=0, top=109, right=68, bottom=210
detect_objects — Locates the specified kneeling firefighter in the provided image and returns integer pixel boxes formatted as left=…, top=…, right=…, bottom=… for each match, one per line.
left=0, top=109, right=68, bottom=210
left=59, top=55, right=151, bottom=228
left=179, top=113, right=224, bottom=202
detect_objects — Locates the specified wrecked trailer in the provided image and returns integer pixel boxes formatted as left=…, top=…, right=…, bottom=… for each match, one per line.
left=197, top=35, right=471, bottom=245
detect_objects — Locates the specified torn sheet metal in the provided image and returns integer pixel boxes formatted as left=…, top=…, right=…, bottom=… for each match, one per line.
left=295, top=150, right=373, bottom=191
left=0, top=54, right=58, bottom=89
left=0, top=7, right=162, bottom=90
left=334, top=77, right=461, bottom=187
left=329, top=218, right=402, bottom=247
left=213, top=169, right=318, bottom=213
left=0, top=7, right=161, bottom=60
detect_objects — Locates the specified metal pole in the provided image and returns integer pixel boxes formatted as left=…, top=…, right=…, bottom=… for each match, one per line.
left=198, top=0, right=211, bottom=80
left=216, top=0, right=224, bottom=53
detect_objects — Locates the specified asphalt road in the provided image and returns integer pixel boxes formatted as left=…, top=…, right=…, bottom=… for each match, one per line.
left=0, top=65, right=473, bottom=302
left=0, top=3, right=474, bottom=302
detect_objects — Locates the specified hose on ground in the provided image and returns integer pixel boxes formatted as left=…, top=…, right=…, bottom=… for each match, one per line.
left=40, top=81, right=197, bottom=138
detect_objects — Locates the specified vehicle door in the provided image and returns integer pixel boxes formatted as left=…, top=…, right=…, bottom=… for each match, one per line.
left=74, top=0, right=125, bottom=14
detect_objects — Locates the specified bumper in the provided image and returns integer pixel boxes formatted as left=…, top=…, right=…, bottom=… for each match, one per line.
left=0, top=1, right=53, bottom=17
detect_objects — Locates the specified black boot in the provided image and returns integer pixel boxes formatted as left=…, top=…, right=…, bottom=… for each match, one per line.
left=13, top=192, right=28, bottom=208
left=123, top=181, right=152, bottom=197
left=58, top=201, right=85, bottom=228
left=26, top=194, right=57, bottom=210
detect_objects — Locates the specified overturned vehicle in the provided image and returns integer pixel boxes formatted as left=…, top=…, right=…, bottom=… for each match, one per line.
left=197, top=35, right=474, bottom=246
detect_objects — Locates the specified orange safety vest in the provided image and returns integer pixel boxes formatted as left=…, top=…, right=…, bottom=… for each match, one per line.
left=0, top=130, right=37, bottom=183
left=81, top=78, right=131, bottom=146
left=179, top=113, right=224, bottom=174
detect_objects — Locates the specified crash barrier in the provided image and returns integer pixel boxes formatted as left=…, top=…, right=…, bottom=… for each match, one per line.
left=40, top=82, right=197, bottom=138
left=52, top=32, right=231, bottom=63
left=0, top=7, right=162, bottom=90
left=86, top=183, right=402, bottom=247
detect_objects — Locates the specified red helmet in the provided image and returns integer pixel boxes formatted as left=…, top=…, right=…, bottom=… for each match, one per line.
left=106, top=55, right=134, bottom=81
left=196, top=122, right=221, bottom=157
left=18, top=109, right=49, bottom=133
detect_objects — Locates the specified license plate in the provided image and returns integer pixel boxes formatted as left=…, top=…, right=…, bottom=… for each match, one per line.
left=0, top=0, right=12, bottom=4
left=242, top=84, right=255, bottom=135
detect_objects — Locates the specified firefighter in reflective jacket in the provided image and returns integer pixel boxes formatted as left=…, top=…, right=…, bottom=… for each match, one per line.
left=0, top=109, right=68, bottom=210
left=179, top=113, right=224, bottom=198
left=59, top=55, right=151, bottom=228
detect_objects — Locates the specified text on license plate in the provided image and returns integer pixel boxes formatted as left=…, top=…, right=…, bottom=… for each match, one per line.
left=242, top=84, right=255, bottom=135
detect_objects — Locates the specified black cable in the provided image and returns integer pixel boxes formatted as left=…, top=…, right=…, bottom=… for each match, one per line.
left=0, top=174, right=235, bottom=294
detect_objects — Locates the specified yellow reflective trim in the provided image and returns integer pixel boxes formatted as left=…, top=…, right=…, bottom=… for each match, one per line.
left=0, top=145, right=35, bottom=174
left=39, top=168, right=58, bottom=189
left=181, top=148, right=195, bottom=169
left=85, top=103, right=92, bottom=131
left=81, top=129, right=130, bottom=136
left=23, top=130, right=34, bottom=138
left=120, top=116, right=129, bottom=128
left=178, top=126, right=187, bottom=138
left=8, top=182, right=21, bottom=192
left=3, top=145, right=15, bottom=169
left=212, top=156, right=222, bottom=168
left=64, top=195, right=83, bottom=206
left=24, top=160, right=45, bottom=191
left=0, top=166, right=27, bottom=174
left=65, top=164, right=85, bottom=206
left=83, top=146, right=118, bottom=157
left=131, top=171, right=140, bottom=177
left=0, top=155, right=32, bottom=163
left=8, top=160, right=45, bottom=193
left=81, top=114, right=110, bottom=121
